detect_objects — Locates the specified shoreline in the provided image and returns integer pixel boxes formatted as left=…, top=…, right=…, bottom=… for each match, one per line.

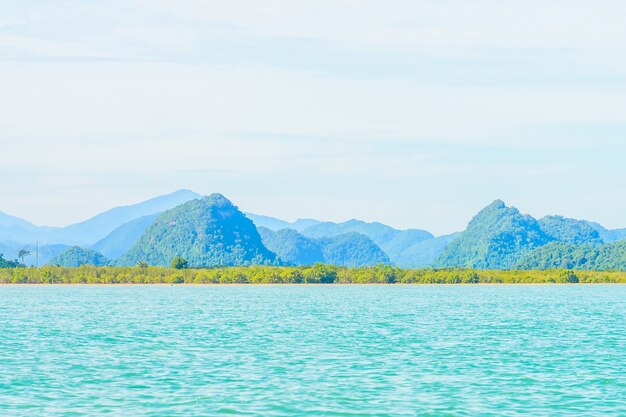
left=2, top=282, right=626, bottom=286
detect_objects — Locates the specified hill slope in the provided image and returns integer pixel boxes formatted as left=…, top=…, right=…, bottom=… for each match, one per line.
left=0, top=190, right=201, bottom=246
left=392, top=233, right=461, bottom=268
left=49, top=246, right=111, bottom=267
left=516, top=241, right=626, bottom=271
left=246, top=213, right=322, bottom=232
left=539, top=215, right=603, bottom=245
left=436, top=200, right=553, bottom=269
left=92, top=214, right=159, bottom=260
left=585, top=222, right=626, bottom=243
left=257, top=227, right=325, bottom=265
left=317, top=232, right=390, bottom=267
left=118, top=194, right=279, bottom=267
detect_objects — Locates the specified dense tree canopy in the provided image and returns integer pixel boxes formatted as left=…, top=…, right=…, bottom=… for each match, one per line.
left=0, top=253, right=20, bottom=268
left=1, top=265, right=624, bottom=284
left=516, top=241, right=626, bottom=271
left=539, top=215, right=603, bottom=245
left=49, top=246, right=111, bottom=267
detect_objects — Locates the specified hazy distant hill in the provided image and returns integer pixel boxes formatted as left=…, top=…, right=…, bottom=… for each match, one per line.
left=118, top=194, right=279, bottom=267
left=50, top=189, right=201, bottom=245
left=0, top=253, right=20, bottom=268
left=300, top=219, right=433, bottom=264
left=2, top=192, right=625, bottom=271
left=246, top=213, right=322, bottom=232
left=391, top=233, right=461, bottom=268
left=0, top=242, right=69, bottom=266
left=259, top=227, right=390, bottom=267
left=436, top=200, right=553, bottom=269
left=0, top=190, right=200, bottom=246
left=585, top=222, right=626, bottom=243
left=49, top=246, right=111, bottom=267
left=516, top=241, right=626, bottom=271
left=92, top=214, right=159, bottom=260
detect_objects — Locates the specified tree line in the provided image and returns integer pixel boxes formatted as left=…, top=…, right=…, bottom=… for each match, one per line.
left=1, top=264, right=625, bottom=284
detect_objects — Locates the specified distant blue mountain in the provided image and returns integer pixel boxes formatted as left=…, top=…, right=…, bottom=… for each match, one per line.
left=391, top=233, right=461, bottom=268
left=2, top=193, right=624, bottom=270
left=0, top=190, right=200, bottom=246
left=51, top=189, right=201, bottom=245
left=0, top=212, right=42, bottom=230
left=49, top=246, right=111, bottom=267
left=0, top=242, right=69, bottom=266
left=258, top=227, right=390, bottom=267
left=246, top=213, right=322, bottom=232
left=300, top=219, right=434, bottom=265
left=92, top=214, right=160, bottom=260
left=585, top=222, right=626, bottom=243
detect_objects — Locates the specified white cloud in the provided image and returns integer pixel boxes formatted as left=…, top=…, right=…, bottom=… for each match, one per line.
left=0, top=0, right=625, bottom=232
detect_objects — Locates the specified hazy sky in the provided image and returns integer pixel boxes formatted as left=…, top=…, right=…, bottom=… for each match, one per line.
left=1, top=0, right=625, bottom=234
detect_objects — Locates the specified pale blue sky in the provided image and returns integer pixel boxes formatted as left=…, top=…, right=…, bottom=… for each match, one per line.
left=1, top=0, right=625, bottom=234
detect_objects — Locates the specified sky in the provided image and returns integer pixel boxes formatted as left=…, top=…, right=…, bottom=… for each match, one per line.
left=1, top=0, right=625, bottom=235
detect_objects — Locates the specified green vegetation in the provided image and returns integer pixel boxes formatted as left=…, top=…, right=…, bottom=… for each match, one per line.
left=17, top=249, right=31, bottom=264
left=0, top=253, right=20, bottom=268
left=539, top=215, right=603, bottom=245
left=436, top=200, right=553, bottom=269
left=49, top=246, right=111, bottom=267
left=117, top=194, right=279, bottom=267
left=318, top=233, right=390, bottom=267
left=258, top=227, right=325, bottom=265
left=516, top=241, right=626, bottom=271
left=1, top=265, right=625, bottom=284
left=171, top=256, right=189, bottom=270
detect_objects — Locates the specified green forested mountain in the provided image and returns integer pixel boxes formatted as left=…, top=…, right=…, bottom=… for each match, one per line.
left=2, top=192, right=625, bottom=271
left=92, top=214, right=159, bottom=259
left=300, top=219, right=433, bottom=264
left=436, top=200, right=553, bottom=269
left=257, top=227, right=325, bottom=265
left=317, top=232, right=390, bottom=267
left=118, top=194, right=279, bottom=267
left=49, top=246, right=111, bottom=267
left=0, top=190, right=200, bottom=246
left=259, top=227, right=390, bottom=267
left=516, top=241, right=626, bottom=271
left=539, top=215, right=603, bottom=245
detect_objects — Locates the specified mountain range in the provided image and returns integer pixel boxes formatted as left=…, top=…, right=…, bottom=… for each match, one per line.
left=1, top=190, right=624, bottom=270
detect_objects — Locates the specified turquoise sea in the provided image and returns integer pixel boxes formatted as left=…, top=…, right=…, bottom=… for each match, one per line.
left=1, top=285, right=625, bottom=416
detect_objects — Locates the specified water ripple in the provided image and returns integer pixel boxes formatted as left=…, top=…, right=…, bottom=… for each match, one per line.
left=0, top=285, right=625, bottom=416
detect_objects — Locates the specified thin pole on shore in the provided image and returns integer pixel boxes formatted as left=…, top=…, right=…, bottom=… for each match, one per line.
left=36, top=241, right=39, bottom=267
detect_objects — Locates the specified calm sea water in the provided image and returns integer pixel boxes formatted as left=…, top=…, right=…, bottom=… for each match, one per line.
left=1, top=285, right=625, bottom=416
